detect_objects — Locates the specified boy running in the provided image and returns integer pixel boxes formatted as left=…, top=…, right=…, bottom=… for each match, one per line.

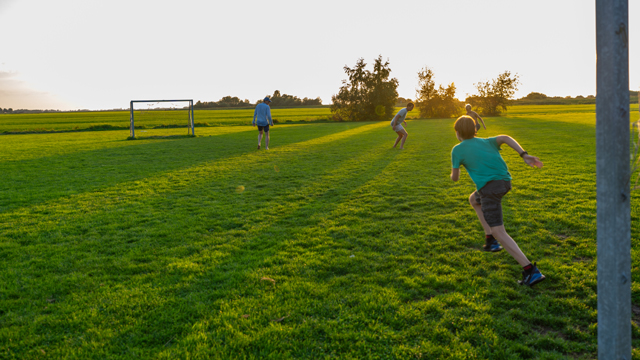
left=391, top=102, right=414, bottom=149
left=465, top=104, right=486, bottom=132
left=450, top=115, right=545, bottom=287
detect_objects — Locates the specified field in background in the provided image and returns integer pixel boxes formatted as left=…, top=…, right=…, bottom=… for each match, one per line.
left=0, top=107, right=336, bottom=133
left=1, top=104, right=638, bottom=134
left=1, top=105, right=640, bottom=359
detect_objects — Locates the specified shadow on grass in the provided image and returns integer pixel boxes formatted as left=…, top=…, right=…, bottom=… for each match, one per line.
left=127, top=135, right=196, bottom=140
left=0, top=123, right=372, bottom=213
left=1, top=122, right=403, bottom=357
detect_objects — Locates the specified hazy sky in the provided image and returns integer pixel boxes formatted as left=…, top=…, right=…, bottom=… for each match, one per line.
left=0, top=0, right=638, bottom=110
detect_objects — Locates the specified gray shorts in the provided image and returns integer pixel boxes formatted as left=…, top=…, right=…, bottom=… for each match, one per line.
left=473, top=180, right=512, bottom=227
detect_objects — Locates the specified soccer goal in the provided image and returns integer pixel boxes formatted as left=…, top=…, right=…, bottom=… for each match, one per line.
left=129, top=99, right=194, bottom=139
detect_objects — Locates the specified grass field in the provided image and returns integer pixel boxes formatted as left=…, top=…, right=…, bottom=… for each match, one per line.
left=1, top=105, right=640, bottom=359
left=0, top=107, right=337, bottom=133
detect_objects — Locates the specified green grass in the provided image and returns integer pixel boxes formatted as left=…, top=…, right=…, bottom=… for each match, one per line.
left=1, top=105, right=640, bottom=359
left=0, top=106, right=423, bottom=134
left=0, top=108, right=336, bottom=133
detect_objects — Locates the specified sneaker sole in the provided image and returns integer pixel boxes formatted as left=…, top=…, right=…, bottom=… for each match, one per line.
left=528, top=275, right=546, bottom=287
left=518, top=275, right=546, bottom=287
left=483, top=247, right=503, bottom=252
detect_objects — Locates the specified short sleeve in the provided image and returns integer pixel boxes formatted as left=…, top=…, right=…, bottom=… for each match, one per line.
left=451, top=147, right=461, bottom=169
left=487, top=137, right=500, bottom=150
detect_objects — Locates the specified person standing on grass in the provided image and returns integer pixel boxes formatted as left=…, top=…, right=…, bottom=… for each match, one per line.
left=465, top=104, right=486, bottom=132
left=450, top=115, right=546, bottom=287
left=391, top=102, right=414, bottom=149
left=253, top=97, right=274, bottom=150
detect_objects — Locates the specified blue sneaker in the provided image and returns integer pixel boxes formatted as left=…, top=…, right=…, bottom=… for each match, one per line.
left=518, top=262, right=546, bottom=287
left=483, top=239, right=503, bottom=252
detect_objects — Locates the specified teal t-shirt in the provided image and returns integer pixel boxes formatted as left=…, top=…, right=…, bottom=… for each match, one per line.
left=451, top=137, right=512, bottom=190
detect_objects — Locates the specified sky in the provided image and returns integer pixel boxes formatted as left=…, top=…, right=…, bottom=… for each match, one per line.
left=0, top=0, right=638, bottom=111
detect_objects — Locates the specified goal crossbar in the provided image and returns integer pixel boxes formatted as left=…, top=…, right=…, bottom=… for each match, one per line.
left=129, top=99, right=194, bottom=138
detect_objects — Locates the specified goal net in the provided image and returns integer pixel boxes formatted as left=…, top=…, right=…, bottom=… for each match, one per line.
left=129, top=99, right=194, bottom=139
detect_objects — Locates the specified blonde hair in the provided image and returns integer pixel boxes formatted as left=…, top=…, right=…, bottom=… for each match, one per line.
left=454, top=115, right=476, bottom=139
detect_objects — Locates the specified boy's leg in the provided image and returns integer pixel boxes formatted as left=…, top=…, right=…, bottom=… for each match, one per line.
left=490, top=225, right=530, bottom=266
left=258, top=130, right=263, bottom=149
left=393, top=131, right=403, bottom=148
left=399, top=129, right=408, bottom=149
left=479, top=180, right=544, bottom=286
left=469, top=192, right=492, bottom=235
left=266, top=131, right=270, bottom=150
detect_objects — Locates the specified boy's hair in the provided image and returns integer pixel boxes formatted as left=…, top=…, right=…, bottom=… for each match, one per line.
left=454, top=115, right=476, bottom=139
left=465, top=104, right=472, bottom=111
left=407, top=102, right=414, bottom=108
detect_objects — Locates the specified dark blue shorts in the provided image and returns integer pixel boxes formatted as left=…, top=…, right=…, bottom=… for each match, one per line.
left=258, top=125, right=270, bottom=132
left=473, top=180, right=511, bottom=227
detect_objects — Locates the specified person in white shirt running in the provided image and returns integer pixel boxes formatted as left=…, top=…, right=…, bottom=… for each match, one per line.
left=391, top=102, right=414, bottom=149
left=253, top=97, right=274, bottom=150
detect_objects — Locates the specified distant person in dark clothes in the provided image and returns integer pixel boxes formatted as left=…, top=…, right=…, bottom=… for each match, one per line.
left=253, top=97, right=274, bottom=150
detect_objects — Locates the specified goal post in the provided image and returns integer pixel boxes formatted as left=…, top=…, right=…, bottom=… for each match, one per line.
left=129, top=99, right=194, bottom=139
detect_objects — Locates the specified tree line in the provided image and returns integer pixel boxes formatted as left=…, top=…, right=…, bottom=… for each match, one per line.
left=257, top=90, right=322, bottom=107
left=331, top=56, right=522, bottom=121
left=512, top=91, right=638, bottom=106
left=195, top=91, right=322, bottom=109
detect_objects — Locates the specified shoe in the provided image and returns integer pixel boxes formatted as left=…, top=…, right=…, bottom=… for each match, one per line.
left=257, top=144, right=261, bottom=149
left=483, top=239, right=503, bottom=252
left=518, top=262, right=546, bottom=287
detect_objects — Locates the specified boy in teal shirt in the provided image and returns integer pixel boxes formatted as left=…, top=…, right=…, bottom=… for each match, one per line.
left=450, top=115, right=545, bottom=287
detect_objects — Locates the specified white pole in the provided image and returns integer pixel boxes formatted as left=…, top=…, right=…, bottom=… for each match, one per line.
left=129, top=101, right=135, bottom=139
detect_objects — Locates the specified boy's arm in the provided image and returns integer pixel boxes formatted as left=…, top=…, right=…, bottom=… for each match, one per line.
left=477, top=114, right=486, bottom=130
left=267, top=107, right=273, bottom=126
left=495, top=135, right=544, bottom=168
left=253, top=107, right=257, bottom=126
left=392, top=114, right=400, bottom=126
left=450, top=168, right=460, bottom=181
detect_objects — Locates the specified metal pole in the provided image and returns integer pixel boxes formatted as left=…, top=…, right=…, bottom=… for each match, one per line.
left=596, top=0, right=630, bottom=358
left=190, top=100, right=195, bottom=136
left=130, top=101, right=135, bottom=139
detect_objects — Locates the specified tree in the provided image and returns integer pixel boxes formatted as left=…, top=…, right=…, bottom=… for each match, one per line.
left=302, top=97, right=322, bottom=106
left=258, top=91, right=322, bottom=107
left=194, top=96, right=251, bottom=109
left=331, top=55, right=398, bottom=121
left=522, top=92, right=547, bottom=100
left=414, top=67, right=461, bottom=118
left=466, top=71, right=520, bottom=116
left=395, top=97, right=412, bottom=107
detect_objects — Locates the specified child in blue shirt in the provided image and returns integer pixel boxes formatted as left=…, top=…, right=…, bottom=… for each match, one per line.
left=450, top=115, right=545, bottom=287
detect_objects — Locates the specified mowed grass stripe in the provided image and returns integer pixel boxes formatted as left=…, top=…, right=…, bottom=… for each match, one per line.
left=0, top=123, right=375, bottom=213
left=0, top=126, right=256, bottom=163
